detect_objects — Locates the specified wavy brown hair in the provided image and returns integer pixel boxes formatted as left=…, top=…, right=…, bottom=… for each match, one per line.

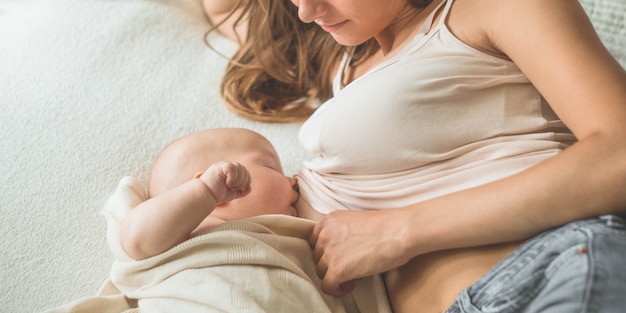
left=208, top=0, right=433, bottom=122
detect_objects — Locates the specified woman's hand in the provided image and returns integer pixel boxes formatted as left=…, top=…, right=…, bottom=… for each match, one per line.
left=309, top=209, right=413, bottom=296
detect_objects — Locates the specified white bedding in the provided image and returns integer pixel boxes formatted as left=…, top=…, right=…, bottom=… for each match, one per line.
left=0, top=0, right=623, bottom=312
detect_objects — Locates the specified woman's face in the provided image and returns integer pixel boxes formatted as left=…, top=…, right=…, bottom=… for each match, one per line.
left=290, top=0, right=410, bottom=46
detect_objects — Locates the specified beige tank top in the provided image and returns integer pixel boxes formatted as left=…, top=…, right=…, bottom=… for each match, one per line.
left=296, top=0, right=575, bottom=213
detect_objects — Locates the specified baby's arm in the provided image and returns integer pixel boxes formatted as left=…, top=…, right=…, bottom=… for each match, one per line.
left=120, top=162, right=251, bottom=260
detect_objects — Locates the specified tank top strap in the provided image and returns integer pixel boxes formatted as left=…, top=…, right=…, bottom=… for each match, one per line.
left=333, top=0, right=452, bottom=93
left=420, top=0, right=448, bottom=34
left=333, top=49, right=354, bottom=93
left=435, top=0, right=454, bottom=27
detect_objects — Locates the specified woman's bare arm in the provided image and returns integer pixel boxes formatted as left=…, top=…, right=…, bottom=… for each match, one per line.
left=310, top=0, right=626, bottom=296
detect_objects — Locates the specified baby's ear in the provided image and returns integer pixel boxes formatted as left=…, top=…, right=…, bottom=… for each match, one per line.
left=193, top=171, right=204, bottom=179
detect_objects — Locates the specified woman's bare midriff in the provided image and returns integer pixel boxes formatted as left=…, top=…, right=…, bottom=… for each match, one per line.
left=385, top=240, right=524, bottom=313
left=296, top=196, right=523, bottom=313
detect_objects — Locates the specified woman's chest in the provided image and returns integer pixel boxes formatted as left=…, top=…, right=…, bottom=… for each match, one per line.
left=300, top=51, right=543, bottom=174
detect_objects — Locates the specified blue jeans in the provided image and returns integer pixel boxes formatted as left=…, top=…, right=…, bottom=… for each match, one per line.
left=444, top=215, right=626, bottom=313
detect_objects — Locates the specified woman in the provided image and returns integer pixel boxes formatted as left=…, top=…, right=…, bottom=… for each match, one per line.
left=203, top=0, right=626, bottom=312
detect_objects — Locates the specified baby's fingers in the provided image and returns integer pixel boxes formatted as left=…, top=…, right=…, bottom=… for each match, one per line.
left=200, top=161, right=251, bottom=203
left=225, top=162, right=251, bottom=191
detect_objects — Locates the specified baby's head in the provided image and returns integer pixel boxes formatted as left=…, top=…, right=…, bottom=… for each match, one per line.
left=149, top=128, right=299, bottom=219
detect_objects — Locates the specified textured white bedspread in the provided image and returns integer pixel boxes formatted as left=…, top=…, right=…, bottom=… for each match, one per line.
left=0, top=1, right=307, bottom=311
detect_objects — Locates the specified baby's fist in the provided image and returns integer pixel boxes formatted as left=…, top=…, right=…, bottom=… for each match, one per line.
left=199, top=161, right=251, bottom=203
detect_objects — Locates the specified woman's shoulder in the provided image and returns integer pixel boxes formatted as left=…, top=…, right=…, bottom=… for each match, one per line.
left=447, top=0, right=593, bottom=60
left=444, top=0, right=507, bottom=59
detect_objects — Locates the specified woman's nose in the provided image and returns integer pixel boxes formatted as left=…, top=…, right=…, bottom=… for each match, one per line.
left=297, top=0, right=327, bottom=24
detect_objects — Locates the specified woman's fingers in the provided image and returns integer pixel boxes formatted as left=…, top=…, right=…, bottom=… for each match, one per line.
left=309, top=221, right=319, bottom=246
left=315, top=255, right=328, bottom=280
left=313, top=244, right=351, bottom=296
left=309, top=212, right=357, bottom=296
left=309, top=209, right=413, bottom=296
left=310, top=221, right=323, bottom=262
left=318, top=258, right=355, bottom=296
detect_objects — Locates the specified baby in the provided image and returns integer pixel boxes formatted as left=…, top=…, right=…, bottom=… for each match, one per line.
left=120, top=127, right=300, bottom=260
left=46, top=128, right=391, bottom=313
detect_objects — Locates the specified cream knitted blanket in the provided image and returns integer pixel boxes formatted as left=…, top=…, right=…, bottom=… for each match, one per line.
left=44, top=177, right=390, bottom=313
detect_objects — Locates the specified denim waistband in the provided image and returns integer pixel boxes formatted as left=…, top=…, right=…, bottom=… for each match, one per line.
left=445, top=215, right=626, bottom=313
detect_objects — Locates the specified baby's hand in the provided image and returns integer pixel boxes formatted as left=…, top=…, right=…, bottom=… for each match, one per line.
left=198, top=161, right=251, bottom=203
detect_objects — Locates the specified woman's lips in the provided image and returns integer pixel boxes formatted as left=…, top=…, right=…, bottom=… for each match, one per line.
left=319, top=20, right=347, bottom=33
